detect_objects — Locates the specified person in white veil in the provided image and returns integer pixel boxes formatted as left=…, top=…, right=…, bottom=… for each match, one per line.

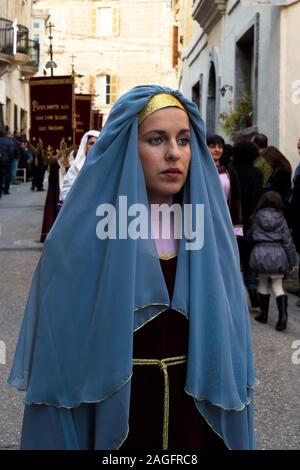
left=60, top=130, right=99, bottom=201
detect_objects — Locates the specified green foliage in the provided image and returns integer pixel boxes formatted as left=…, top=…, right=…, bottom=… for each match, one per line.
left=219, top=95, right=253, bottom=138
left=0, top=44, right=13, bottom=55
left=17, top=46, right=28, bottom=54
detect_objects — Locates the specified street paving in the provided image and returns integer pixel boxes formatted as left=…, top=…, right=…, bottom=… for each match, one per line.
left=0, top=181, right=299, bottom=450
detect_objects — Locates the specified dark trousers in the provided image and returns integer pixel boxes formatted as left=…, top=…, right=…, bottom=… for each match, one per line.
left=32, top=166, right=45, bottom=190
left=0, top=161, right=3, bottom=195
left=237, top=237, right=258, bottom=290
left=0, top=161, right=12, bottom=194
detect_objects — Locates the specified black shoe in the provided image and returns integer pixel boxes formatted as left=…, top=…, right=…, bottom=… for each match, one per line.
left=255, top=293, right=270, bottom=324
left=255, top=314, right=268, bottom=323
left=3, top=191, right=10, bottom=195
left=276, top=295, right=288, bottom=331
left=247, top=288, right=259, bottom=309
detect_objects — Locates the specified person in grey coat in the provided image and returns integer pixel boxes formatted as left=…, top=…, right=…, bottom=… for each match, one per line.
left=247, top=191, right=297, bottom=331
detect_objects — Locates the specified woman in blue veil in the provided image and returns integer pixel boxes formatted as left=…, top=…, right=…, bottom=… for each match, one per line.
left=8, top=85, right=257, bottom=450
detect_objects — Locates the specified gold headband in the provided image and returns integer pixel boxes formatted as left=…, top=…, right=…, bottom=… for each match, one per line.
left=138, top=93, right=186, bottom=125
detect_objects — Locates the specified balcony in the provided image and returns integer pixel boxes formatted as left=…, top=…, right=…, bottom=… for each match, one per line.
left=0, top=18, right=40, bottom=77
left=14, top=24, right=29, bottom=64
left=192, top=0, right=227, bottom=34
left=19, top=39, right=40, bottom=77
left=0, top=17, right=14, bottom=75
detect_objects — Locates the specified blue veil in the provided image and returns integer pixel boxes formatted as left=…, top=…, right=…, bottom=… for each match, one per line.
left=8, top=85, right=257, bottom=449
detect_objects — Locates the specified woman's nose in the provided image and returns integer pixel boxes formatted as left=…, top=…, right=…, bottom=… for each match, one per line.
left=165, top=140, right=180, bottom=160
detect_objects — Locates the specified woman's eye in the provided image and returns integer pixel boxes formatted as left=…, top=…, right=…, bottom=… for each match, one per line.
left=178, top=137, right=190, bottom=146
left=148, top=136, right=163, bottom=145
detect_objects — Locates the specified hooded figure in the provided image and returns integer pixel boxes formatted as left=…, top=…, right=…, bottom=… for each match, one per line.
left=8, top=85, right=257, bottom=450
left=60, top=130, right=100, bottom=201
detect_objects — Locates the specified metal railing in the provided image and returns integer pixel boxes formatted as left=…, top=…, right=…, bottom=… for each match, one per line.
left=16, top=24, right=28, bottom=54
left=0, top=17, right=14, bottom=56
left=0, top=18, right=39, bottom=68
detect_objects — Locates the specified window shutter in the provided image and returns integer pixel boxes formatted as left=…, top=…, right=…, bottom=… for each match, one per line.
left=112, top=8, right=119, bottom=36
left=91, top=8, right=97, bottom=35
left=172, top=25, right=179, bottom=68
left=110, top=75, right=118, bottom=104
left=89, top=75, right=96, bottom=93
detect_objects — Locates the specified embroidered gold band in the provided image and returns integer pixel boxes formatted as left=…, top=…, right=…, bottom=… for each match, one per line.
left=158, top=252, right=178, bottom=261
left=132, top=355, right=187, bottom=450
left=138, top=93, right=186, bottom=125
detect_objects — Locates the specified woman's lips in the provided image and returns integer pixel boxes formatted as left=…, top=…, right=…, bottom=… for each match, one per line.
left=161, top=168, right=182, bottom=180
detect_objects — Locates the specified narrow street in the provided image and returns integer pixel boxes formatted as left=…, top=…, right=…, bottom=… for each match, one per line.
left=0, top=181, right=299, bottom=450
left=0, top=182, right=44, bottom=449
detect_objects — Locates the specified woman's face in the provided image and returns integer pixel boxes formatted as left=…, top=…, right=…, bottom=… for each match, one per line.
left=85, top=136, right=97, bottom=155
left=208, top=143, right=223, bottom=166
left=138, top=107, right=191, bottom=204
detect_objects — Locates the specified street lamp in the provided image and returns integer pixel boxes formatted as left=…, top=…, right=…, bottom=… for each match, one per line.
left=220, top=84, right=233, bottom=97
left=220, top=85, right=233, bottom=96
left=45, top=21, right=57, bottom=77
left=45, top=60, right=57, bottom=74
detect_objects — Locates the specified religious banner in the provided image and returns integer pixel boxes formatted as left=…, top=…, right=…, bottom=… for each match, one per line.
left=75, top=94, right=92, bottom=145
left=91, top=110, right=103, bottom=131
left=29, top=75, right=75, bottom=162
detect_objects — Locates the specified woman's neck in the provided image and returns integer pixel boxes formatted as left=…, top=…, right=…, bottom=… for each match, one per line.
left=152, top=211, right=179, bottom=257
left=148, top=195, right=173, bottom=206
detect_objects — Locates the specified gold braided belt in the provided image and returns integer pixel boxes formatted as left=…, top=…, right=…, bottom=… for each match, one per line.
left=132, top=355, right=188, bottom=451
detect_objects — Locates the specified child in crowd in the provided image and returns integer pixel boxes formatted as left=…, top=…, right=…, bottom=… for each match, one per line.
left=247, top=191, right=297, bottom=331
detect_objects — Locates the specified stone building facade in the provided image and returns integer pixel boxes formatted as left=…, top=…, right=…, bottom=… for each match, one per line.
left=33, top=0, right=178, bottom=122
left=0, top=0, right=40, bottom=133
left=178, top=0, right=300, bottom=169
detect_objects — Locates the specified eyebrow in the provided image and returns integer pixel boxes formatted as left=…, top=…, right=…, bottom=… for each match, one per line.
left=142, top=129, right=190, bottom=137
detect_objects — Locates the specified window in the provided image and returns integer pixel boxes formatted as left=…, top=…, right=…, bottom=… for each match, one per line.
left=6, top=97, right=11, bottom=129
left=96, top=74, right=118, bottom=105
left=33, top=22, right=40, bottom=29
left=20, top=108, right=27, bottom=131
left=192, top=75, right=203, bottom=113
left=91, top=7, right=119, bottom=36
left=97, top=8, right=112, bottom=35
left=172, top=25, right=179, bottom=68
left=235, top=15, right=259, bottom=127
left=14, top=104, right=18, bottom=132
left=0, top=103, right=4, bottom=131
left=235, top=26, right=255, bottom=100
left=206, top=63, right=217, bottom=135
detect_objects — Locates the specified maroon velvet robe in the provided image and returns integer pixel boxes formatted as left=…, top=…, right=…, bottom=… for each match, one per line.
left=40, top=162, right=60, bottom=242
left=121, top=257, right=227, bottom=450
